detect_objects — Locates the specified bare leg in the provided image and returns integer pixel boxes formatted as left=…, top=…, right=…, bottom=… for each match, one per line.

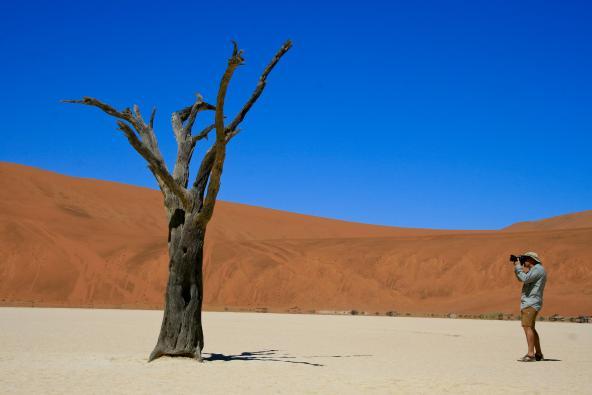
left=522, top=326, right=535, bottom=356
left=533, top=328, right=542, bottom=356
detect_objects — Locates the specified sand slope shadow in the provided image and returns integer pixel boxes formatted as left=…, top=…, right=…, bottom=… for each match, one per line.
left=204, top=349, right=324, bottom=367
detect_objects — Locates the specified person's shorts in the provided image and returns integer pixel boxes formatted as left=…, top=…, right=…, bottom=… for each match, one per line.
left=521, top=306, right=538, bottom=328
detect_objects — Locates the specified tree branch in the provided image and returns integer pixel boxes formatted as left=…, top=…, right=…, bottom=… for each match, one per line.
left=170, top=94, right=216, bottom=188
left=177, top=102, right=216, bottom=123
left=133, top=104, right=144, bottom=125
left=191, top=124, right=215, bottom=145
left=63, top=97, right=191, bottom=208
left=197, top=42, right=245, bottom=225
left=193, top=147, right=216, bottom=207
left=63, top=97, right=140, bottom=130
left=183, top=94, right=204, bottom=136
left=171, top=112, right=184, bottom=142
left=191, top=127, right=243, bottom=212
left=225, top=40, right=292, bottom=134
left=191, top=41, right=291, bottom=218
left=149, top=107, right=156, bottom=129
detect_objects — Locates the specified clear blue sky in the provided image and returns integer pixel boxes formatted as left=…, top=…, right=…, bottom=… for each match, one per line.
left=0, top=0, right=590, bottom=229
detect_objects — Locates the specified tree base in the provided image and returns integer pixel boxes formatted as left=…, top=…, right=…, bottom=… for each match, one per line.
left=148, top=347, right=203, bottom=363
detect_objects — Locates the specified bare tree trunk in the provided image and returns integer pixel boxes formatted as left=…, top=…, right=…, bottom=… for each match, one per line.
left=149, top=212, right=205, bottom=361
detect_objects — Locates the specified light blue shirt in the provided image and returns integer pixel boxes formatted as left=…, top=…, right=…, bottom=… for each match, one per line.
left=514, top=263, right=547, bottom=311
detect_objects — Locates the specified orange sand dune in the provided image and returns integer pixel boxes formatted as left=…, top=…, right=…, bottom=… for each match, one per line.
left=0, top=162, right=590, bottom=316
left=503, top=210, right=592, bottom=232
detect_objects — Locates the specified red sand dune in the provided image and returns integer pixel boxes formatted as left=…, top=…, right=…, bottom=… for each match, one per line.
left=1, top=162, right=591, bottom=316
left=503, top=210, right=592, bottom=232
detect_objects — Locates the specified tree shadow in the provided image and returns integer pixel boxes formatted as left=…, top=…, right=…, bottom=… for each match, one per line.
left=203, top=349, right=324, bottom=367
left=302, top=354, right=373, bottom=358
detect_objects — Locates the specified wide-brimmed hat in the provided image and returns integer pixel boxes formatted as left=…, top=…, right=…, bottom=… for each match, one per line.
left=522, top=251, right=542, bottom=264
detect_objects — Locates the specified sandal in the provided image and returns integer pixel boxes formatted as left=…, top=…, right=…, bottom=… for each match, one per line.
left=535, top=353, right=544, bottom=361
left=518, top=354, right=537, bottom=362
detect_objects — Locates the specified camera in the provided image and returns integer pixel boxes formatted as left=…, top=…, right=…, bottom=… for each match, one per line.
left=510, top=254, right=526, bottom=265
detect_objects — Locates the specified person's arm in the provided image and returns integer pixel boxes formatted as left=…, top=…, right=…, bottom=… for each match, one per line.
left=514, top=264, right=542, bottom=284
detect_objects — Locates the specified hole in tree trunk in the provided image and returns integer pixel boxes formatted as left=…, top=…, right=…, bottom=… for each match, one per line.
left=181, top=283, right=191, bottom=306
left=182, top=247, right=188, bottom=254
left=168, top=208, right=186, bottom=242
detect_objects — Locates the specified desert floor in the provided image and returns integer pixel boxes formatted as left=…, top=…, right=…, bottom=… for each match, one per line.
left=1, top=308, right=590, bottom=394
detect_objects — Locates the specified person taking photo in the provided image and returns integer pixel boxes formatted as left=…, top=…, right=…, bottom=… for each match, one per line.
left=510, top=251, right=547, bottom=362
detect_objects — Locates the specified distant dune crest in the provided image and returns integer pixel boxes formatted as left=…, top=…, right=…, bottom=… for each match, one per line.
left=503, top=211, right=592, bottom=232
left=1, top=162, right=591, bottom=316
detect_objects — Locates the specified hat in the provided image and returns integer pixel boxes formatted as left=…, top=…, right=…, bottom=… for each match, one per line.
left=522, top=251, right=542, bottom=264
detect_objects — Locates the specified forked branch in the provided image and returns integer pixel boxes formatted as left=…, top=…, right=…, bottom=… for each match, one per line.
left=62, top=97, right=191, bottom=208
left=226, top=40, right=292, bottom=134
left=196, top=42, right=244, bottom=224
left=195, top=40, right=292, bottom=224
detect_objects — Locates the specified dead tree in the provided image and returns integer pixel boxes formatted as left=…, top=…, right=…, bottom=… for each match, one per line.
left=64, top=40, right=291, bottom=362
